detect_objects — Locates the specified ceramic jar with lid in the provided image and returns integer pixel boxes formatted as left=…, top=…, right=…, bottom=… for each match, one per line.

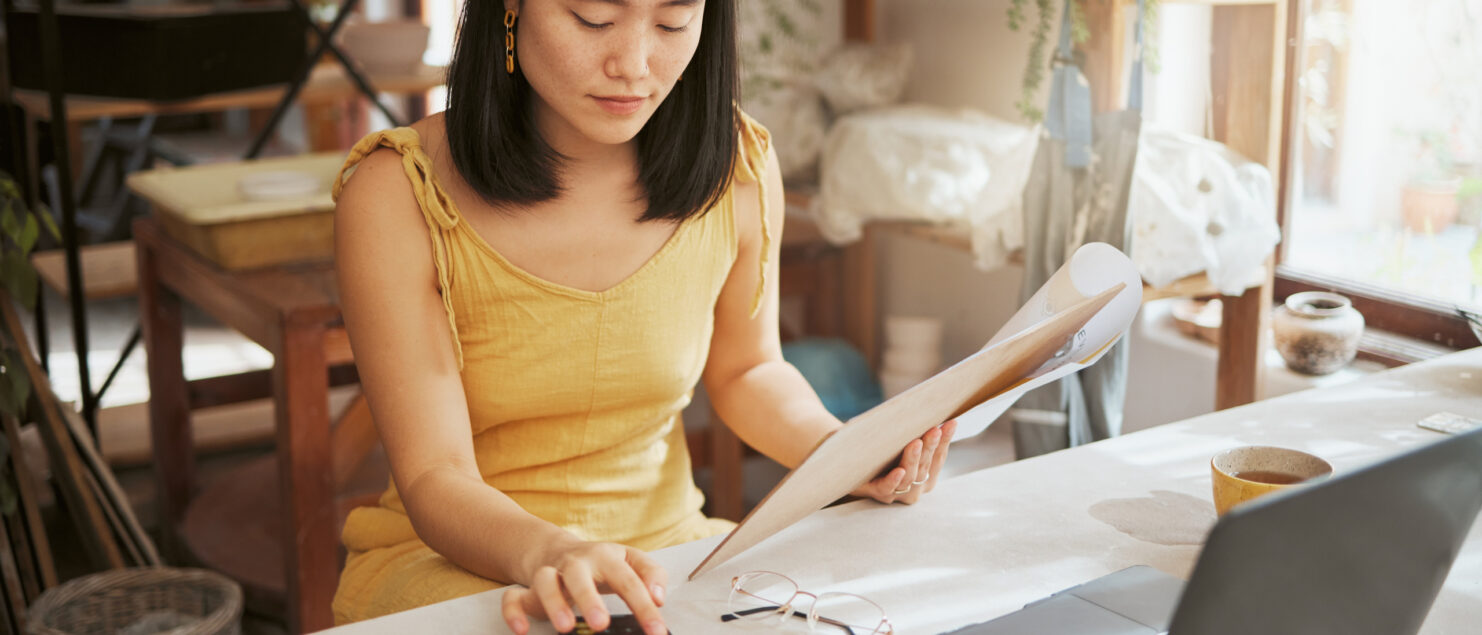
left=1272, top=291, right=1364, bottom=375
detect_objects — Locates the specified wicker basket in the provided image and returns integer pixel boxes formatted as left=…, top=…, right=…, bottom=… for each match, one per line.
left=27, top=568, right=242, bottom=635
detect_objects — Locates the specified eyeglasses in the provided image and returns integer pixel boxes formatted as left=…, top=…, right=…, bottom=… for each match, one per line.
left=722, top=571, right=894, bottom=635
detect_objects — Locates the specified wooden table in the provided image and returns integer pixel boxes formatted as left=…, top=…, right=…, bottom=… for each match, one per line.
left=135, top=217, right=351, bottom=633
left=322, top=348, right=1482, bottom=634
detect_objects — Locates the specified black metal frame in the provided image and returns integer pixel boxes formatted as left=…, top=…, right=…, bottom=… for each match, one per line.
left=246, top=0, right=407, bottom=158
left=15, top=0, right=410, bottom=433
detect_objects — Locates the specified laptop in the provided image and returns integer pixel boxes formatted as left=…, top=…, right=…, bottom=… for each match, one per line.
left=950, top=427, right=1482, bottom=634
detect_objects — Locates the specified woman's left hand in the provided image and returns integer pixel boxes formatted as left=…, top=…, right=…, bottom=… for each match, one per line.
left=852, top=419, right=958, bottom=505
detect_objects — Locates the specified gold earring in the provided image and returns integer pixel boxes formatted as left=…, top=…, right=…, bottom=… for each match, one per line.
left=504, top=9, right=517, bottom=75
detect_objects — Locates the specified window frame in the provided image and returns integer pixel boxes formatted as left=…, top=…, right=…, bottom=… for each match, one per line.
left=1273, top=0, right=1482, bottom=362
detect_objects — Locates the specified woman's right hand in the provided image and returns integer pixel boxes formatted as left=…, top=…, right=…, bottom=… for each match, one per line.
left=500, top=540, right=669, bottom=635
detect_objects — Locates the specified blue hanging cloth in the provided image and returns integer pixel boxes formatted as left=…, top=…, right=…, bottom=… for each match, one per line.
left=1045, top=0, right=1094, bottom=168
left=1013, top=0, right=1147, bottom=458
left=1128, top=0, right=1146, bottom=113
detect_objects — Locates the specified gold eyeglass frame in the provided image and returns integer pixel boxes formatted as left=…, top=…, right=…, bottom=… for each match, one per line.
left=724, top=570, right=895, bottom=635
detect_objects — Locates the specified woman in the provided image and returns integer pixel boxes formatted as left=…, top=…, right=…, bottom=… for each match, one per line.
left=331, top=1, right=956, bottom=633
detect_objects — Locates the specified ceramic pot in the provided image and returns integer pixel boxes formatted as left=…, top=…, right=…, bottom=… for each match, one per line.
left=1272, top=291, right=1364, bottom=375
left=1401, top=177, right=1460, bottom=234
left=338, top=20, right=430, bottom=75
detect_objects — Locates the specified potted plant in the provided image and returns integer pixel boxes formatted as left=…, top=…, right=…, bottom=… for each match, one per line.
left=0, top=171, right=57, bottom=317
left=1, top=169, right=59, bottom=521
left=1401, top=129, right=1466, bottom=234
left=1399, top=0, right=1482, bottom=234
left=1006, top=0, right=1161, bottom=122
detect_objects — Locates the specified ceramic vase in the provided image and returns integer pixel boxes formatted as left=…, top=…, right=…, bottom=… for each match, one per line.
left=878, top=315, right=943, bottom=398
left=1272, top=291, right=1364, bottom=375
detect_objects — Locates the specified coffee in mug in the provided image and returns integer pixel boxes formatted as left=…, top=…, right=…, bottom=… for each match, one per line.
left=1211, top=446, right=1333, bottom=516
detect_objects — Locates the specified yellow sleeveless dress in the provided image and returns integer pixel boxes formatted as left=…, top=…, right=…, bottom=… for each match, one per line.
left=328, top=113, right=773, bottom=624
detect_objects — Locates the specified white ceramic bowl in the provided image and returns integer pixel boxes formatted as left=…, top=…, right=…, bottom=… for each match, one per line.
left=237, top=170, right=322, bottom=202
left=338, top=20, right=431, bottom=75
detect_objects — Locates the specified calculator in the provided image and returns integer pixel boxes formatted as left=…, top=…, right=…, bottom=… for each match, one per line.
left=1417, top=412, right=1482, bottom=435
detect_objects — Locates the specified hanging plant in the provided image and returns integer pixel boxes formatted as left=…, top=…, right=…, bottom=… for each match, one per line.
left=1007, top=0, right=1161, bottom=122
left=1, top=173, right=59, bottom=416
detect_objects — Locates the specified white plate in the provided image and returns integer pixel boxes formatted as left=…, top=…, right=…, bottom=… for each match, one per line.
left=237, top=170, right=322, bottom=202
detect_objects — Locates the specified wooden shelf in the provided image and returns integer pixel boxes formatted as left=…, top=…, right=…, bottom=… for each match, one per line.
left=13, top=63, right=446, bottom=123
left=782, top=188, right=1220, bottom=301
left=30, top=241, right=138, bottom=300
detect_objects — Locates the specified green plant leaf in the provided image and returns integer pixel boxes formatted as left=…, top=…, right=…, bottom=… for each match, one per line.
left=1070, top=0, right=1091, bottom=44
left=0, top=203, right=18, bottom=244
left=35, top=201, right=60, bottom=241
left=17, top=213, right=38, bottom=255
left=0, top=171, right=19, bottom=201
left=0, top=349, right=29, bottom=419
left=766, top=6, right=797, bottom=39
left=1471, top=233, right=1482, bottom=286
left=0, top=253, right=37, bottom=311
left=1459, top=177, right=1482, bottom=200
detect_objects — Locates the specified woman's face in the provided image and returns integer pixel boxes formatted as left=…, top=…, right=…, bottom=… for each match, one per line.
left=509, top=0, right=706, bottom=151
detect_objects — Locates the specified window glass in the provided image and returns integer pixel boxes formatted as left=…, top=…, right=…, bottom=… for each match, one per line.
left=1284, top=0, right=1482, bottom=309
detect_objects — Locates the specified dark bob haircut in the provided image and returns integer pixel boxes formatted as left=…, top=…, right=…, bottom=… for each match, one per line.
left=444, top=0, right=739, bottom=223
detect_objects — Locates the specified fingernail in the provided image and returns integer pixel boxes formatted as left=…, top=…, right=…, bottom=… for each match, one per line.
left=652, top=583, right=666, bottom=604
left=646, top=620, right=666, bottom=635
left=510, top=618, right=527, bottom=634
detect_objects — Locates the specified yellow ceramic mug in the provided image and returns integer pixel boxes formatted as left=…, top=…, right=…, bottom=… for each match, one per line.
left=1210, top=446, right=1333, bottom=516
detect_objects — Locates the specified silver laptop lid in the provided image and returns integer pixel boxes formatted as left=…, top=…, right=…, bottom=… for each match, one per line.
left=1170, top=428, right=1482, bottom=635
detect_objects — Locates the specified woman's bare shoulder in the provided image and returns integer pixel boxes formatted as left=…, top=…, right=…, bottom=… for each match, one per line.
left=338, top=146, right=417, bottom=219
left=335, top=144, right=437, bottom=287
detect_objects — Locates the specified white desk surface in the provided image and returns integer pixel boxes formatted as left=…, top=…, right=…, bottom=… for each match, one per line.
left=321, top=348, right=1482, bottom=635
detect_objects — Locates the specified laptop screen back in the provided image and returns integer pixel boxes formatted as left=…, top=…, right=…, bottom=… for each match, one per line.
left=1170, top=428, right=1482, bottom=635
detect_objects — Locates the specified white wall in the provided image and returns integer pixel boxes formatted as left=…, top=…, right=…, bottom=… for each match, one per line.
left=879, top=0, right=1050, bottom=122
left=871, top=0, right=1041, bottom=363
left=1144, top=4, right=1213, bottom=137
